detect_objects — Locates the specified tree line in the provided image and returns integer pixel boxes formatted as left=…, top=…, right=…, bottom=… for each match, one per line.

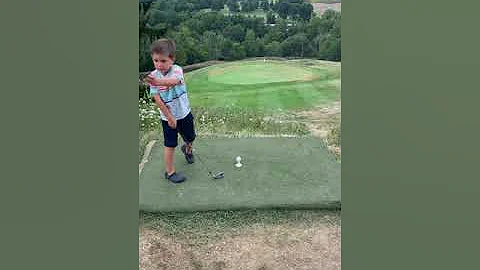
left=139, top=0, right=340, bottom=71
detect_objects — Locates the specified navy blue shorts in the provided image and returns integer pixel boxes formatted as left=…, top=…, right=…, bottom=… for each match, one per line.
left=161, top=112, right=196, bottom=148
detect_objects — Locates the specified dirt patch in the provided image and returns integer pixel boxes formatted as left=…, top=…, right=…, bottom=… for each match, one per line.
left=295, top=101, right=340, bottom=136
left=193, top=224, right=341, bottom=270
left=295, top=101, right=341, bottom=156
left=140, top=222, right=340, bottom=270
left=260, top=101, right=341, bottom=156
left=140, top=228, right=196, bottom=270
left=302, top=74, right=321, bottom=81
left=312, top=3, right=341, bottom=15
left=209, top=69, right=225, bottom=76
left=208, top=65, right=241, bottom=79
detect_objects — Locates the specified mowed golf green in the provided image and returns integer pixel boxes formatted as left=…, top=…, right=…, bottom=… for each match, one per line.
left=208, top=62, right=313, bottom=85
left=185, top=60, right=341, bottom=110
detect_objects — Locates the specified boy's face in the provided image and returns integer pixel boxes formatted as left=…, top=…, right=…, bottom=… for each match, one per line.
left=152, top=53, right=173, bottom=73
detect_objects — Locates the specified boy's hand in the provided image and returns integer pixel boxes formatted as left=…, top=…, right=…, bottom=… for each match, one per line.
left=167, top=117, right=177, bottom=129
left=144, top=74, right=155, bottom=84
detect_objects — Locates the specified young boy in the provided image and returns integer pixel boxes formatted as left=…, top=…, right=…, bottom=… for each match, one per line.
left=144, top=38, right=195, bottom=184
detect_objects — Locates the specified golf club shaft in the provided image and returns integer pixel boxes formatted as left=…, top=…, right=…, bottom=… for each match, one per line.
left=193, top=148, right=213, bottom=175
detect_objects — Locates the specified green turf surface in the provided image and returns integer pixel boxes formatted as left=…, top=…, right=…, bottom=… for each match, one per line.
left=208, top=62, right=314, bottom=85
left=185, top=60, right=341, bottom=110
left=139, top=137, right=340, bottom=212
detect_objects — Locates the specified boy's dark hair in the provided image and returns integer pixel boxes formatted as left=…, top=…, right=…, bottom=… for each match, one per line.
left=150, top=38, right=176, bottom=59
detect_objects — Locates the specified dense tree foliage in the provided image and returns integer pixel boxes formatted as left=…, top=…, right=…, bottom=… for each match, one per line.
left=139, top=0, right=340, bottom=71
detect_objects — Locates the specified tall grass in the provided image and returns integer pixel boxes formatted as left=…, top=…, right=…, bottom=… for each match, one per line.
left=139, top=100, right=309, bottom=161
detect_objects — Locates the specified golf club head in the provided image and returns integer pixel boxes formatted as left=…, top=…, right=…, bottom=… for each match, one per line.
left=210, top=171, right=224, bottom=179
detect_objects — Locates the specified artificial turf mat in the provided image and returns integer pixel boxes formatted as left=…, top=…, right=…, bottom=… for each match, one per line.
left=139, top=137, right=340, bottom=212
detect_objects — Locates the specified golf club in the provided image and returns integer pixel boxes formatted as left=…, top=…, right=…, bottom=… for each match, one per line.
left=192, top=148, right=224, bottom=179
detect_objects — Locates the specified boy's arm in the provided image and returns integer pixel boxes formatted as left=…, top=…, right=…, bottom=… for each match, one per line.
left=146, top=77, right=180, bottom=88
left=152, top=95, right=176, bottom=128
left=147, top=72, right=174, bottom=120
left=145, top=66, right=185, bottom=88
left=152, top=95, right=171, bottom=118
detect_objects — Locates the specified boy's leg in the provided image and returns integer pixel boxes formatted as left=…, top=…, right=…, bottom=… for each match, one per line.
left=181, top=142, right=194, bottom=164
left=164, top=147, right=175, bottom=175
left=185, top=142, right=193, bottom=154
left=178, top=112, right=196, bottom=164
left=161, top=119, right=186, bottom=183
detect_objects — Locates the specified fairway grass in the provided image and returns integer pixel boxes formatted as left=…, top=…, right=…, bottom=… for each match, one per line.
left=186, top=59, right=341, bottom=111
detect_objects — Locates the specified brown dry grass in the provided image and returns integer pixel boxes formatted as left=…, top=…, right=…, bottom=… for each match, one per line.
left=140, top=213, right=341, bottom=270
left=191, top=224, right=341, bottom=270
left=294, top=101, right=341, bottom=155
left=140, top=229, right=196, bottom=270
left=295, top=101, right=340, bottom=137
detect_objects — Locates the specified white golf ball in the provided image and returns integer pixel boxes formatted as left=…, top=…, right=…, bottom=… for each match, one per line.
left=236, top=156, right=241, bottom=162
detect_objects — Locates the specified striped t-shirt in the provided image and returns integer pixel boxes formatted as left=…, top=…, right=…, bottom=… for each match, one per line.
left=149, top=65, right=191, bottom=121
